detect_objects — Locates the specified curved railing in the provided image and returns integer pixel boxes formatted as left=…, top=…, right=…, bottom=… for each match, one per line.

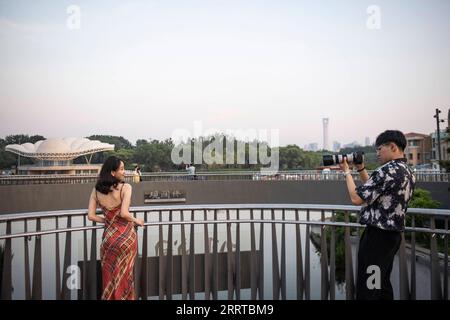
left=1, top=171, right=449, bottom=185
left=0, top=204, right=448, bottom=300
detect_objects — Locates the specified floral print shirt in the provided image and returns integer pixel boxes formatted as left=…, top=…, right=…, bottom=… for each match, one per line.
left=355, top=158, right=415, bottom=231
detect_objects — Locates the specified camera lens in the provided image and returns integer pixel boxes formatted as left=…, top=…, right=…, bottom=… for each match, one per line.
left=323, top=155, right=336, bottom=166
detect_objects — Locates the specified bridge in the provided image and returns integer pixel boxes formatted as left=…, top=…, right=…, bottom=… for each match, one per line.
left=1, top=204, right=448, bottom=300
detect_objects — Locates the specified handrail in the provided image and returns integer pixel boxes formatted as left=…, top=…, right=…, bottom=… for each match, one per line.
left=1, top=170, right=449, bottom=184
left=1, top=204, right=449, bottom=222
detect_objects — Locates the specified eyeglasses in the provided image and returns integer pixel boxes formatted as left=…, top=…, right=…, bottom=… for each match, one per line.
left=376, top=143, right=390, bottom=151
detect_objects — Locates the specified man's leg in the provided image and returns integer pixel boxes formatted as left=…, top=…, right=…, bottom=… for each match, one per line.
left=356, top=227, right=372, bottom=299
left=379, top=232, right=401, bottom=300
left=356, top=226, right=401, bottom=300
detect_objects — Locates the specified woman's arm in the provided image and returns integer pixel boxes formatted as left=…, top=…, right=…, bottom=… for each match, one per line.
left=120, top=184, right=144, bottom=226
left=87, top=188, right=105, bottom=223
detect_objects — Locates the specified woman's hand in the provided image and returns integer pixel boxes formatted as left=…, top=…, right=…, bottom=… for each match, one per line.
left=133, top=218, right=145, bottom=227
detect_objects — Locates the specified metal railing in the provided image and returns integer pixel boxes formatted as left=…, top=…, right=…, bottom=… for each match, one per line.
left=1, top=171, right=449, bottom=185
left=0, top=204, right=448, bottom=300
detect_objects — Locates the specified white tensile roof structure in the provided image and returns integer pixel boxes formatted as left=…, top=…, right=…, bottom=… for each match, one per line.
left=5, top=138, right=115, bottom=161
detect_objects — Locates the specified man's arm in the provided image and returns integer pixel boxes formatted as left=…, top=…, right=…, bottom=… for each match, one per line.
left=356, top=164, right=370, bottom=183
left=340, top=160, right=365, bottom=205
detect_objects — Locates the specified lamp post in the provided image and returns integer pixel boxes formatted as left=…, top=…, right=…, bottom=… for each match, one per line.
left=433, top=108, right=445, bottom=170
left=17, top=138, right=21, bottom=174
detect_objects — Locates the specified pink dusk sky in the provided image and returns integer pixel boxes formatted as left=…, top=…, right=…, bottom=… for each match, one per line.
left=1, top=0, right=449, bottom=147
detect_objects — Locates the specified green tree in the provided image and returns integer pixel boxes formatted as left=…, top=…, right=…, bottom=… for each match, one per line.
left=279, top=145, right=303, bottom=170
left=406, top=188, right=448, bottom=254
left=408, top=188, right=440, bottom=209
left=0, top=134, right=46, bottom=169
left=133, top=138, right=175, bottom=172
left=104, top=149, right=135, bottom=169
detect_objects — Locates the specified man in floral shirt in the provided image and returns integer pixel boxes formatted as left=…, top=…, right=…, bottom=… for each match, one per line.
left=340, top=130, right=415, bottom=300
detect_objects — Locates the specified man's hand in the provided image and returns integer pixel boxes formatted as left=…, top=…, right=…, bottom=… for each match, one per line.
left=355, top=161, right=365, bottom=171
left=339, top=158, right=350, bottom=172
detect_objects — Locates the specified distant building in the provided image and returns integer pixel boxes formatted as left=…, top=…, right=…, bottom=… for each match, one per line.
left=431, top=130, right=449, bottom=161
left=305, top=143, right=318, bottom=152
left=342, top=141, right=361, bottom=149
left=322, top=118, right=329, bottom=151
left=5, top=138, right=114, bottom=175
left=365, top=137, right=371, bottom=146
left=430, top=109, right=450, bottom=170
left=404, top=132, right=432, bottom=167
left=332, top=141, right=341, bottom=152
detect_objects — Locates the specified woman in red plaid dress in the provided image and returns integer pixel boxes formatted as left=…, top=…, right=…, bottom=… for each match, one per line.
left=88, top=156, right=144, bottom=300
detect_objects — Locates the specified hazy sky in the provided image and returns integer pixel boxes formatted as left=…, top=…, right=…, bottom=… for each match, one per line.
left=1, top=0, right=449, bottom=147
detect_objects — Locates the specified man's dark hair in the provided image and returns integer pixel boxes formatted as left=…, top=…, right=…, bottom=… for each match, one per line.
left=375, top=130, right=407, bottom=151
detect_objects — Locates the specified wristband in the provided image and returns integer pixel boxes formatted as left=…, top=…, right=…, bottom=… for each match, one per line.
left=343, top=171, right=351, bottom=177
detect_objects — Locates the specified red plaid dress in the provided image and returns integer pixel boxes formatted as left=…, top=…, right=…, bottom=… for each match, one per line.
left=97, top=190, right=137, bottom=300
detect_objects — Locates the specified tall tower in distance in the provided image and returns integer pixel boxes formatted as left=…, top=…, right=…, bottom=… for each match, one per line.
left=322, top=118, right=329, bottom=151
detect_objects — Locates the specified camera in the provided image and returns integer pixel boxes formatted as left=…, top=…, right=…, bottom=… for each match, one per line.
left=322, top=151, right=364, bottom=166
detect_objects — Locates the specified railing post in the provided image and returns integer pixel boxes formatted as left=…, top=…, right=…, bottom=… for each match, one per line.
left=430, top=216, right=442, bottom=300
left=32, top=218, right=42, bottom=300
left=258, top=209, right=265, bottom=300
left=55, top=217, right=61, bottom=300
left=1, top=221, right=12, bottom=300
left=344, top=211, right=355, bottom=300
left=140, top=212, right=148, bottom=300
left=295, top=210, right=304, bottom=300
left=281, top=209, right=286, bottom=300
left=305, top=210, right=310, bottom=300
left=410, top=215, right=416, bottom=300
left=235, top=210, right=241, bottom=300
left=226, top=209, right=234, bottom=300
left=61, top=216, right=72, bottom=300
left=180, top=210, right=188, bottom=300
left=271, top=209, right=280, bottom=300
left=320, top=210, right=329, bottom=300
left=88, top=221, right=98, bottom=300
left=444, top=217, right=448, bottom=300
left=82, top=216, right=88, bottom=300
left=250, top=209, right=258, bottom=299
left=212, top=210, right=218, bottom=300
left=189, top=210, right=195, bottom=300
left=166, top=210, right=173, bottom=299
left=24, top=220, right=31, bottom=300
left=203, top=210, right=211, bottom=300
left=329, top=211, right=336, bottom=300
left=398, top=232, right=410, bottom=300
left=158, top=211, right=165, bottom=300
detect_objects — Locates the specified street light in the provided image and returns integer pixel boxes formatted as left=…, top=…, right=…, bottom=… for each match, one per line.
left=433, top=108, right=445, bottom=169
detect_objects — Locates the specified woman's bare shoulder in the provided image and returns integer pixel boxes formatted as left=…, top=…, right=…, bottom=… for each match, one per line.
left=122, top=183, right=132, bottom=191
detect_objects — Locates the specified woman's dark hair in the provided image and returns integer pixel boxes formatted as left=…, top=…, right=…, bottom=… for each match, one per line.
left=95, top=156, right=124, bottom=195
left=375, top=130, right=407, bottom=151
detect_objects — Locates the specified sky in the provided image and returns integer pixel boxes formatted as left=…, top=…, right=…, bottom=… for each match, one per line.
left=1, top=0, right=449, bottom=148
